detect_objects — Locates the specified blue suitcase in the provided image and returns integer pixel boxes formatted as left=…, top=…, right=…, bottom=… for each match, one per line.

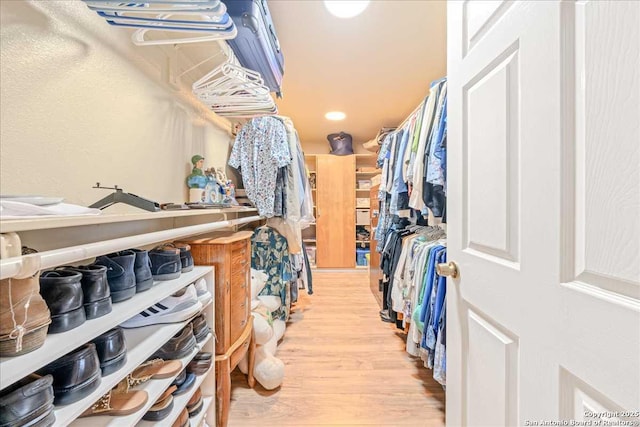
left=225, top=0, right=284, bottom=97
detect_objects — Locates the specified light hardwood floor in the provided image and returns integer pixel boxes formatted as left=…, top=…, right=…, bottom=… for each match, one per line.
left=227, top=270, right=446, bottom=427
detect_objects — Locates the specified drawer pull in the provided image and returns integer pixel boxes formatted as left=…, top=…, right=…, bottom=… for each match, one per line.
left=240, top=301, right=245, bottom=308
left=243, top=341, right=249, bottom=348
left=240, top=320, right=246, bottom=327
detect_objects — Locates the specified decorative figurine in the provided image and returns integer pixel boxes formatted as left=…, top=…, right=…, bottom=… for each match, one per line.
left=187, top=155, right=207, bottom=202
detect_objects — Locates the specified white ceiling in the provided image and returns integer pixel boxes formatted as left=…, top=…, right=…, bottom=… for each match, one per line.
left=268, top=0, right=447, bottom=146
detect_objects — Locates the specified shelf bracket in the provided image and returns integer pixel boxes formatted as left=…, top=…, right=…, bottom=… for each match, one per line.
left=0, top=232, right=21, bottom=259
left=162, top=45, right=181, bottom=91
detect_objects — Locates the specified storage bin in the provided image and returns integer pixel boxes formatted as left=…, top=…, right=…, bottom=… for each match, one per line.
left=356, top=209, right=370, bottom=225
left=357, top=180, right=372, bottom=189
left=356, top=198, right=370, bottom=208
left=356, top=248, right=370, bottom=266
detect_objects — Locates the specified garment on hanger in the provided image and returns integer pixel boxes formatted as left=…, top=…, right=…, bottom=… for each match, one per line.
left=229, top=116, right=291, bottom=218
left=250, top=226, right=293, bottom=320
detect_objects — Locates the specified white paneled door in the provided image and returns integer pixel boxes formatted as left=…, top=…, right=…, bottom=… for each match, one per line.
left=447, top=1, right=640, bottom=426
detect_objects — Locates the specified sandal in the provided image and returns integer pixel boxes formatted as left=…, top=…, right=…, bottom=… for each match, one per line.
left=80, top=389, right=148, bottom=417
left=115, top=359, right=182, bottom=393
left=131, top=359, right=182, bottom=383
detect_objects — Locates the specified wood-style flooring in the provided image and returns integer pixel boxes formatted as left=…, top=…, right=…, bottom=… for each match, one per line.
left=228, top=270, right=446, bottom=427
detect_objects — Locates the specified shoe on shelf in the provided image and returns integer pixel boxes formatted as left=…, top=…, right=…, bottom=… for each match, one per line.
left=0, top=274, right=51, bottom=357
left=94, top=252, right=136, bottom=303
left=36, top=343, right=102, bottom=406
left=0, top=374, right=55, bottom=427
left=120, top=284, right=202, bottom=329
left=187, top=352, right=212, bottom=376
left=186, top=387, right=203, bottom=418
left=167, top=243, right=194, bottom=273
left=150, top=323, right=197, bottom=361
left=119, top=358, right=182, bottom=391
left=171, top=368, right=187, bottom=388
left=193, top=278, right=212, bottom=307
left=149, top=246, right=182, bottom=281
left=39, top=270, right=86, bottom=334
left=60, top=265, right=112, bottom=320
left=91, top=327, right=127, bottom=376
left=79, top=389, right=148, bottom=418
left=172, top=370, right=196, bottom=396
left=129, top=249, right=154, bottom=292
left=173, top=407, right=189, bottom=427
left=190, top=314, right=210, bottom=343
left=142, top=387, right=175, bottom=421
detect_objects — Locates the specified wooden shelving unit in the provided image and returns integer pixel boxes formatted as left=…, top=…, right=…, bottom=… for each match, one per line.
left=355, top=154, right=378, bottom=270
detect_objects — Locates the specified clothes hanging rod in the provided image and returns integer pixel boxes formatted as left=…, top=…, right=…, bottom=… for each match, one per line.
left=397, top=102, right=423, bottom=131
left=0, top=214, right=262, bottom=280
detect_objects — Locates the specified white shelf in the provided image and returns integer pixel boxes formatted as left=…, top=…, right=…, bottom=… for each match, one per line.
left=72, top=333, right=213, bottom=427
left=191, top=396, right=213, bottom=427
left=355, top=265, right=369, bottom=270
left=137, top=363, right=213, bottom=427
left=356, top=188, right=371, bottom=192
left=0, top=207, right=258, bottom=233
left=0, top=267, right=212, bottom=389
left=302, top=239, right=316, bottom=243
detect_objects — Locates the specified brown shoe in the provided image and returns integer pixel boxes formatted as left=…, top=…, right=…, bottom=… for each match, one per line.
left=0, top=274, right=51, bottom=357
left=173, top=408, right=189, bottom=427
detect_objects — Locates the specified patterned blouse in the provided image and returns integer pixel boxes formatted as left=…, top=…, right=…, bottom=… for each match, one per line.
left=251, top=227, right=293, bottom=320
left=229, top=116, right=291, bottom=217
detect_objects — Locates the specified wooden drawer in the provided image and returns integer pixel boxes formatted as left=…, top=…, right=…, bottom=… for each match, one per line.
left=229, top=279, right=249, bottom=344
left=231, top=248, right=248, bottom=271
left=231, top=239, right=247, bottom=252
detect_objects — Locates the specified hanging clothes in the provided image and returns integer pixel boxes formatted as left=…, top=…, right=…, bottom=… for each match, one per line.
left=373, top=78, right=448, bottom=386
left=228, top=116, right=291, bottom=218
left=230, top=115, right=315, bottom=298
left=250, top=226, right=294, bottom=321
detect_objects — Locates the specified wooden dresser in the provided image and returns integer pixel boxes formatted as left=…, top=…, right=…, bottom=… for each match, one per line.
left=178, top=231, right=255, bottom=427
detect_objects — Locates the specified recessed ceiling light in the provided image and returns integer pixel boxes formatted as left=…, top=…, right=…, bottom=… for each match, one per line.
left=324, top=0, right=370, bottom=19
left=325, top=111, right=346, bottom=121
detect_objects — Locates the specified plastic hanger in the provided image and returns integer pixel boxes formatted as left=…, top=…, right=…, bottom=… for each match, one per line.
left=84, top=0, right=222, bottom=12
left=191, top=44, right=278, bottom=117
left=130, top=22, right=237, bottom=46
left=97, top=8, right=230, bottom=27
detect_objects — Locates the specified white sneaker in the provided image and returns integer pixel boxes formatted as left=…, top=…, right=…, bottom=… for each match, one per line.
left=194, top=278, right=212, bottom=307
left=120, top=284, right=202, bottom=328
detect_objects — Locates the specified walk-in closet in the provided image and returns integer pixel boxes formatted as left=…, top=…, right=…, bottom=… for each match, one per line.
left=1, top=1, right=639, bottom=427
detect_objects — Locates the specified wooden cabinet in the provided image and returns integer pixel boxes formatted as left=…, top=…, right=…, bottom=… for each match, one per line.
left=316, top=154, right=356, bottom=268
left=178, top=231, right=255, bottom=427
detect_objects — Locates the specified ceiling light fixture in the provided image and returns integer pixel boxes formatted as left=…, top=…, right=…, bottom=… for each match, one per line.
left=323, top=0, right=370, bottom=19
left=325, top=111, right=346, bottom=121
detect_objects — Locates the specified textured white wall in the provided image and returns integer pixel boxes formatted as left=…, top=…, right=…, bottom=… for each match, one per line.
left=0, top=1, right=232, bottom=211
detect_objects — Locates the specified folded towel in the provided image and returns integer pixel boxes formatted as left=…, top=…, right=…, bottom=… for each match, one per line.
left=0, top=200, right=102, bottom=218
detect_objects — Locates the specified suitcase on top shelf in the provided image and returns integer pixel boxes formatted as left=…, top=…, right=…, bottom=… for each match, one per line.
left=225, top=0, right=284, bottom=97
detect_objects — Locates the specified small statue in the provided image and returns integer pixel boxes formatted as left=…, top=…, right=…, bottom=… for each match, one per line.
left=203, top=168, right=223, bottom=204
left=186, top=155, right=207, bottom=190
